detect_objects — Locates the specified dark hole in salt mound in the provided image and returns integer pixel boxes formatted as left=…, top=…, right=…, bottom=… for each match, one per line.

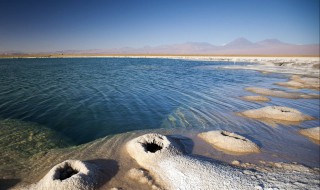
left=143, top=142, right=163, bottom=153
left=221, top=132, right=230, bottom=137
left=55, top=164, right=79, bottom=181
left=221, top=132, right=246, bottom=141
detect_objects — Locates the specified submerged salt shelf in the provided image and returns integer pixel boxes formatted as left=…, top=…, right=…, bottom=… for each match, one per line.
left=0, top=58, right=319, bottom=189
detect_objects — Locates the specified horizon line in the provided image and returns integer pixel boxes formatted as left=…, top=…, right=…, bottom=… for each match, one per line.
left=1, top=53, right=319, bottom=58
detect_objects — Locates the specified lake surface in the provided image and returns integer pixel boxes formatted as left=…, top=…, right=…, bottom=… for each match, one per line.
left=0, top=58, right=319, bottom=167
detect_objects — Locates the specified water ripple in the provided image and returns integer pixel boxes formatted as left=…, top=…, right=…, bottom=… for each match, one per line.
left=0, top=58, right=319, bottom=167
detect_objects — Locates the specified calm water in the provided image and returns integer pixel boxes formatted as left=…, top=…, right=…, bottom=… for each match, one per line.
left=0, top=58, right=319, bottom=166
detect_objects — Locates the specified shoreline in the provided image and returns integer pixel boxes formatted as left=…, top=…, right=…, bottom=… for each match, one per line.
left=0, top=54, right=319, bottom=58
left=10, top=128, right=320, bottom=190
left=1, top=56, right=319, bottom=189
left=2, top=55, right=319, bottom=77
left=1, top=54, right=319, bottom=76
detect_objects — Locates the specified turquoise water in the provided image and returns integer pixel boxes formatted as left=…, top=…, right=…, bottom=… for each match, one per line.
left=0, top=58, right=319, bottom=167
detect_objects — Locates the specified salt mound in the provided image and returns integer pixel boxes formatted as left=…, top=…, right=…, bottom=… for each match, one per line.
left=299, top=127, right=320, bottom=144
left=241, top=95, right=270, bottom=102
left=32, top=160, right=99, bottom=190
left=126, top=133, right=257, bottom=189
left=245, top=87, right=320, bottom=99
left=126, top=133, right=320, bottom=189
left=238, top=106, right=314, bottom=122
left=198, top=130, right=260, bottom=154
left=276, top=75, right=320, bottom=90
left=126, top=133, right=182, bottom=167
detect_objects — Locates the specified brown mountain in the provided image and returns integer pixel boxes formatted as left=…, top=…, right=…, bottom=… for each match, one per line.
left=101, top=38, right=319, bottom=55
left=1, top=38, right=319, bottom=56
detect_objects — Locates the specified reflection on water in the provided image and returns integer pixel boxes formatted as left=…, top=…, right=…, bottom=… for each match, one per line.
left=0, top=58, right=319, bottom=181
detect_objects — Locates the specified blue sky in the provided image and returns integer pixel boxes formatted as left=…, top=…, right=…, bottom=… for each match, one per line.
left=0, top=0, right=319, bottom=52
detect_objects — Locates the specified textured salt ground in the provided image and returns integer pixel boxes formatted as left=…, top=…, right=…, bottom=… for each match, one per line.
left=154, top=154, right=320, bottom=190
left=126, top=133, right=320, bottom=190
left=6, top=130, right=319, bottom=190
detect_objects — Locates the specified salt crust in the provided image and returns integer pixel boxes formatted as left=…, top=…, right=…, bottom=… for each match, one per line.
left=299, top=127, right=320, bottom=144
left=238, top=106, right=314, bottom=122
left=126, top=133, right=320, bottom=190
left=29, top=160, right=99, bottom=190
left=245, top=87, right=319, bottom=99
left=198, top=130, right=260, bottom=154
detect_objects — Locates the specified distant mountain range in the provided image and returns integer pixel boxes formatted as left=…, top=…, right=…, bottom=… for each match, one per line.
left=1, top=38, right=319, bottom=55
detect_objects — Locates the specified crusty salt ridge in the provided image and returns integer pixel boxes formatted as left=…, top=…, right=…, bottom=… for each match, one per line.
left=126, top=133, right=320, bottom=190
left=126, top=133, right=183, bottom=167
left=126, top=133, right=255, bottom=189
left=299, top=127, right=320, bottom=144
left=275, top=75, right=320, bottom=90
left=245, top=87, right=320, bottom=99
left=126, top=168, right=162, bottom=190
left=198, top=130, right=260, bottom=154
left=238, top=106, right=315, bottom=122
left=218, top=57, right=320, bottom=77
left=61, top=56, right=319, bottom=77
left=240, top=95, right=270, bottom=102
left=28, top=160, right=100, bottom=190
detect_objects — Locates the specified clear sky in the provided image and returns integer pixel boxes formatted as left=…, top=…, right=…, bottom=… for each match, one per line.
left=0, top=0, right=319, bottom=52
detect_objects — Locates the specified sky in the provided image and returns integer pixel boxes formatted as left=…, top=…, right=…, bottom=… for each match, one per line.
left=0, top=0, right=319, bottom=52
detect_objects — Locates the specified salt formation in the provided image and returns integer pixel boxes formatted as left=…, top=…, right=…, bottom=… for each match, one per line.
left=299, top=127, right=320, bottom=144
left=31, top=160, right=99, bottom=190
left=245, top=87, right=319, bottom=99
left=126, top=133, right=183, bottom=167
left=220, top=57, right=320, bottom=77
left=238, top=106, right=314, bottom=122
left=198, top=130, right=260, bottom=154
left=126, top=133, right=260, bottom=189
left=275, top=75, right=320, bottom=90
left=126, top=133, right=320, bottom=189
left=241, top=95, right=270, bottom=102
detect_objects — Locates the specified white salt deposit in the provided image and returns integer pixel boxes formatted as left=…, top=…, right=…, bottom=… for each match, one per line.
left=238, top=106, right=314, bottom=122
left=198, top=130, right=260, bottom=154
left=299, top=127, right=320, bottom=144
left=245, top=87, right=319, bottom=99
left=126, top=133, right=319, bottom=190
left=29, top=160, right=99, bottom=190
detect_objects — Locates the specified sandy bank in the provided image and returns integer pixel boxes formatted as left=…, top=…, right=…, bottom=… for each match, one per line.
left=238, top=106, right=315, bottom=122
left=198, top=130, right=260, bottom=154
left=299, top=127, right=320, bottom=144
left=275, top=75, right=320, bottom=90
left=240, top=95, right=271, bottom=102
left=245, top=87, right=320, bottom=99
